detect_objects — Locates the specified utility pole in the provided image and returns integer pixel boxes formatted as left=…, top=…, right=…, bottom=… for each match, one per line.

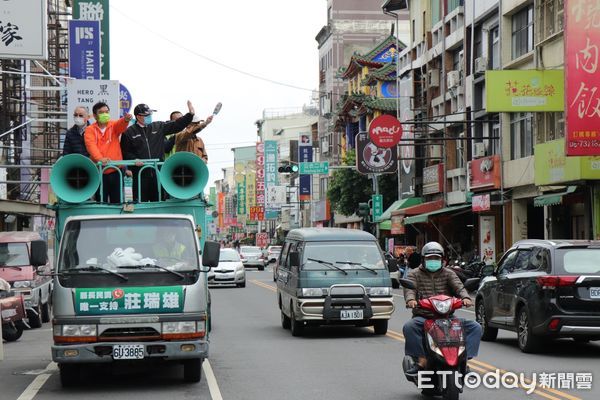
left=372, top=174, right=380, bottom=239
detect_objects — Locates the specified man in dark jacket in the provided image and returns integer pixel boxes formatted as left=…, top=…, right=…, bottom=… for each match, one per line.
left=62, top=106, right=90, bottom=156
left=120, top=102, right=195, bottom=202
left=402, top=241, right=482, bottom=374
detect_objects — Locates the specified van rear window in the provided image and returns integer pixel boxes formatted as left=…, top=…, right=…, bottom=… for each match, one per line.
left=0, top=243, right=30, bottom=267
left=556, top=249, right=600, bottom=274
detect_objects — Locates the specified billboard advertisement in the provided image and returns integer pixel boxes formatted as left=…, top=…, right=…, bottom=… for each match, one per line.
left=355, top=132, right=397, bottom=174
left=73, top=0, right=110, bottom=79
left=0, top=0, right=48, bottom=60
left=68, top=20, right=101, bottom=79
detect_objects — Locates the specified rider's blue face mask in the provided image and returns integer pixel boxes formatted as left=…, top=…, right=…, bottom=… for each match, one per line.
left=143, top=115, right=153, bottom=125
left=425, top=258, right=442, bottom=272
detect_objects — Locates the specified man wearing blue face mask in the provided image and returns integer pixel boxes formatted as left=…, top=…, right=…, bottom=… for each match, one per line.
left=120, top=102, right=195, bottom=202
left=402, top=241, right=482, bottom=374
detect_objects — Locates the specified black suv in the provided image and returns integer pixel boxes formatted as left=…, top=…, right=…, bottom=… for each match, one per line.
left=476, top=239, right=600, bottom=353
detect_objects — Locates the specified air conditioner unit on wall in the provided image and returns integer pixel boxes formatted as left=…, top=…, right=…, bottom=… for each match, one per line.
left=474, top=142, right=486, bottom=158
left=321, top=138, right=329, bottom=154
left=428, top=69, right=440, bottom=88
left=474, top=57, right=487, bottom=75
left=447, top=70, right=460, bottom=89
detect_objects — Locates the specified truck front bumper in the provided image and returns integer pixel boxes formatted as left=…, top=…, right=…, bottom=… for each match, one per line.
left=52, top=340, right=208, bottom=364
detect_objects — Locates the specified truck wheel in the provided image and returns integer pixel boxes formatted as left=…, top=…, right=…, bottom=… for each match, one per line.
left=59, top=364, right=80, bottom=387
left=281, top=310, right=291, bottom=329
left=27, top=304, right=43, bottom=328
left=373, top=320, right=388, bottom=335
left=41, top=301, right=51, bottom=323
left=2, top=322, right=24, bottom=342
left=290, top=306, right=303, bottom=337
left=183, top=358, right=203, bottom=383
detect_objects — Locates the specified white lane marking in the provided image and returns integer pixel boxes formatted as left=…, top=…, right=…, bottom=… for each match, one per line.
left=16, top=362, right=57, bottom=400
left=203, top=359, right=223, bottom=400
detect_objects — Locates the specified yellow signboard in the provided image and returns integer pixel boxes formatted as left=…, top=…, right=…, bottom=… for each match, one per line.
left=534, top=138, right=600, bottom=185
left=486, top=70, right=564, bottom=112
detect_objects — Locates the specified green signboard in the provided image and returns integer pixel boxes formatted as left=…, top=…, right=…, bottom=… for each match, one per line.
left=299, top=162, right=329, bottom=175
left=73, top=0, right=110, bottom=79
left=237, top=177, right=246, bottom=215
left=75, top=286, right=184, bottom=315
left=372, top=195, right=383, bottom=222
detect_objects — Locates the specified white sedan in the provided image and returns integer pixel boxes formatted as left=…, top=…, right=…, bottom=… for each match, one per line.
left=208, top=249, right=246, bottom=288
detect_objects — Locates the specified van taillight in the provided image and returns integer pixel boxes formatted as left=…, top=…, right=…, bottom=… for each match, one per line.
left=536, top=276, right=579, bottom=288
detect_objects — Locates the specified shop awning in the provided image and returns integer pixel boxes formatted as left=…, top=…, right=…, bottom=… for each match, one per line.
left=398, top=199, right=445, bottom=216
left=379, top=219, right=392, bottom=230
left=533, top=186, right=577, bottom=207
left=379, top=197, right=423, bottom=221
left=404, top=204, right=471, bottom=225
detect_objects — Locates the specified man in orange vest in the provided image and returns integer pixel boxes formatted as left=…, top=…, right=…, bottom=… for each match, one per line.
left=84, top=102, right=132, bottom=203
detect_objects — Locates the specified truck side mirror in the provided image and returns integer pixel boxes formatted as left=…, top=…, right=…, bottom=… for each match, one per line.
left=202, top=241, right=220, bottom=269
left=30, top=240, right=48, bottom=267
left=289, top=251, right=300, bottom=268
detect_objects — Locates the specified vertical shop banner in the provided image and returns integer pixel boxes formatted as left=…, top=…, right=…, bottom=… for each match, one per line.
left=0, top=0, right=48, bottom=60
left=217, top=192, right=225, bottom=228
left=246, top=171, right=256, bottom=213
left=299, top=145, right=313, bottom=201
left=237, top=176, right=246, bottom=216
left=399, top=75, right=415, bottom=197
left=264, top=140, right=279, bottom=219
left=68, top=20, right=101, bottom=79
left=73, top=0, right=110, bottom=79
left=255, top=143, right=265, bottom=221
left=479, top=215, right=496, bottom=265
left=209, top=187, right=216, bottom=206
left=565, top=0, right=600, bottom=155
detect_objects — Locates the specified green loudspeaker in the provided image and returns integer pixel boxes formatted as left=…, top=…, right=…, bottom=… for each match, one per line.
left=50, top=154, right=100, bottom=203
left=160, top=152, right=208, bottom=200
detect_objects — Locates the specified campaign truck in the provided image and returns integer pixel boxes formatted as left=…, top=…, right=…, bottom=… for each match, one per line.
left=47, top=153, right=218, bottom=386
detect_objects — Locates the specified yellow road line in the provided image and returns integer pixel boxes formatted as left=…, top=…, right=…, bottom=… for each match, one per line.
left=250, top=280, right=581, bottom=400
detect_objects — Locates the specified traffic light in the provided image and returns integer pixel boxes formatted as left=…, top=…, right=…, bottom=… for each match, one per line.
left=278, top=164, right=299, bottom=173
left=358, top=202, right=370, bottom=218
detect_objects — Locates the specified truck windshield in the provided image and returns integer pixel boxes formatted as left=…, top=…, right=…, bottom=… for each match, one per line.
left=0, top=243, right=30, bottom=267
left=302, top=241, right=385, bottom=271
left=58, top=218, right=199, bottom=273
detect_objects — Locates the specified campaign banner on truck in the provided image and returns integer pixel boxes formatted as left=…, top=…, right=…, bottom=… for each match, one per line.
left=68, top=20, right=101, bottom=79
left=75, top=286, right=184, bottom=315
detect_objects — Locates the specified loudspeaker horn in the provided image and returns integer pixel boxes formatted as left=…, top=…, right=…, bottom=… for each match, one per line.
left=160, top=152, right=208, bottom=200
left=50, top=154, right=100, bottom=203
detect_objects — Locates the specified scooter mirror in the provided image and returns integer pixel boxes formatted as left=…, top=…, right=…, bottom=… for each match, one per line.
left=399, top=278, right=415, bottom=290
left=464, top=277, right=481, bottom=292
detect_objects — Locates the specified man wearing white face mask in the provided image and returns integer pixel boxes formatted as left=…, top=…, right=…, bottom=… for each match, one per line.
left=63, top=106, right=90, bottom=156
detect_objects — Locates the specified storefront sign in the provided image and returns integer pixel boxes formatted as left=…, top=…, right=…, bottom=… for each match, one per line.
left=472, top=194, right=491, bottom=212
left=75, top=286, right=183, bottom=315
left=422, top=164, right=443, bottom=195
left=264, top=140, right=278, bottom=209
left=73, top=0, right=110, bottom=78
left=66, top=79, right=119, bottom=128
left=391, top=213, right=405, bottom=235
left=299, top=144, right=312, bottom=201
left=237, top=177, right=246, bottom=216
left=256, top=233, right=269, bottom=248
left=356, top=132, right=397, bottom=174
left=369, top=115, right=402, bottom=148
left=469, top=155, right=501, bottom=191
left=485, top=70, right=564, bottom=112
left=249, top=206, right=265, bottom=221
left=479, top=216, right=496, bottom=265
left=565, top=0, right=600, bottom=156
left=255, top=142, right=265, bottom=220
left=534, top=138, right=600, bottom=185
left=68, top=20, right=101, bottom=79
left=0, top=0, right=47, bottom=60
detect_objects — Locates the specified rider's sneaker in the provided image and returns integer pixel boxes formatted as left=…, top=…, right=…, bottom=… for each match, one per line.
left=405, top=363, right=422, bottom=376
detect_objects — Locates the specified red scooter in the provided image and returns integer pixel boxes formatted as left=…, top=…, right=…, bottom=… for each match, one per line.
left=400, top=278, right=480, bottom=400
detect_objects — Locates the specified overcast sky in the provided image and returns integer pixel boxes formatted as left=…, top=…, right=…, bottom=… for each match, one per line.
left=110, top=0, right=326, bottom=187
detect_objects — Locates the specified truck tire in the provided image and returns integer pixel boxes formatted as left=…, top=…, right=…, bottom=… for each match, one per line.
left=59, top=364, right=80, bottom=387
left=41, top=301, right=51, bottom=323
left=2, top=322, right=24, bottom=342
left=183, top=358, right=203, bottom=383
left=27, top=304, right=43, bottom=328
left=290, top=306, right=303, bottom=337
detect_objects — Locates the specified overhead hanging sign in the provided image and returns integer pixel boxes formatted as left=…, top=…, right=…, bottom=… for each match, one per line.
left=0, top=0, right=48, bottom=60
left=355, top=132, right=397, bottom=174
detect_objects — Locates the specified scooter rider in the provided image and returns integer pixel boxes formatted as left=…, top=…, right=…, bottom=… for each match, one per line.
left=402, top=241, right=482, bottom=374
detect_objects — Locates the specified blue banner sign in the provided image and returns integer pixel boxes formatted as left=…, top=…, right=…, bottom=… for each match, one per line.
left=68, top=20, right=101, bottom=79
left=299, top=145, right=312, bottom=200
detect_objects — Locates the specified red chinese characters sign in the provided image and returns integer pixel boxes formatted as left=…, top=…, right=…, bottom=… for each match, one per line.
left=469, top=155, right=501, bottom=191
left=472, top=194, right=491, bottom=212
left=249, top=206, right=265, bottom=221
left=255, top=142, right=265, bottom=220
left=368, top=115, right=402, bottom=148
left=566, top=0, right=600, bottom=155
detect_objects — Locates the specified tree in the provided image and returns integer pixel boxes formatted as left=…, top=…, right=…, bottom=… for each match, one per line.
left=327, top=150, right=371, bottom=216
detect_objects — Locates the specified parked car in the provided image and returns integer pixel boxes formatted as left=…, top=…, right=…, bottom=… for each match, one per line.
left=239, top=246, right=266, bottom=270
left=276, top=228, right=394, bottom=336
left=208, top=248, right=246, bottom=288
left=0, top=232, right=52, bottom=329
left=0, top=277, right=26, bottom=342
left=476, top=239, right=600, bottom=353
left=267, top=245, right=282, bottom=263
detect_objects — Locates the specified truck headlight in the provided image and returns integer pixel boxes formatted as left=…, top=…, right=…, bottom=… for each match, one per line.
left=300, top=288, right=326, bottom=297
left=12, top=280, right=32, bottom=288
left=162, top=321, right=199, bottom=334
left=54, top=324, right=97, bottom=337
left=368, top=287, right=391, bottom=297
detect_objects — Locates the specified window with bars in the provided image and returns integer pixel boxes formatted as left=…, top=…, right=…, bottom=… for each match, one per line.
left=535, top=112, right=565, bottom=144
left=537, top=0, right=564, bottom=41
left=511, top=112, right=534, bottom=159
left=512, top=5, right=534, bottom=59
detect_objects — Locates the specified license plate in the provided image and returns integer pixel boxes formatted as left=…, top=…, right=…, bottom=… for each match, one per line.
left=113, top=344, right=145, bottom=360
left=340, top=309, right=363, bottom=320
left=590, top=287, right=600, bottom=299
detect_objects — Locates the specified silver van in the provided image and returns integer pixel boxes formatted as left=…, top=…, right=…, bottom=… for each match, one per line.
left=276, top=228, right=394, bottom=336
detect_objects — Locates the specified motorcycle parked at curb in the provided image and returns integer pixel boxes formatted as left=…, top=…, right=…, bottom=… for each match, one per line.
left=400, top=277, right=481, bottom=400
left=1, top=278, right=27, bottom=342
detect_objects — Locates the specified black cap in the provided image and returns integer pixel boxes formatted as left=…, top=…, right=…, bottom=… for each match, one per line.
left=133, top=104, right=156, bottom=116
